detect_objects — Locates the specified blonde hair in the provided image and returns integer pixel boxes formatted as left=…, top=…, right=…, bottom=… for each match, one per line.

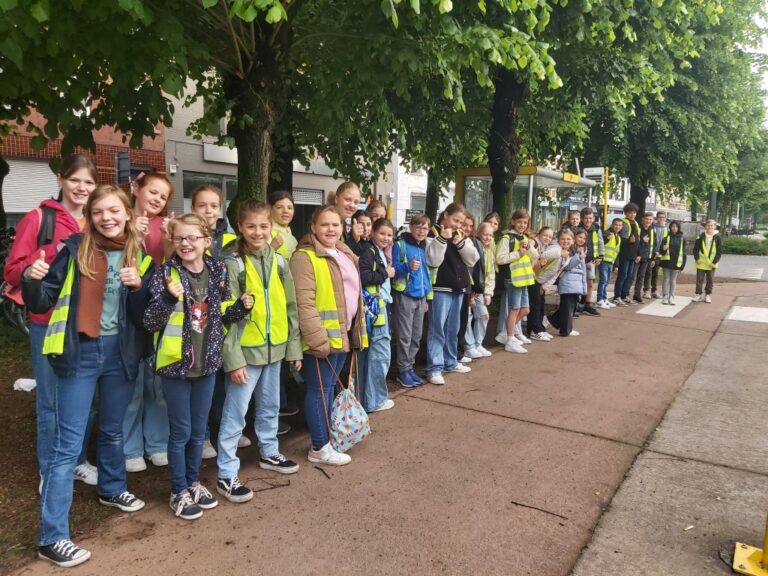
left=78, top=185, right=142, bottom=278
left=167, top=213, right=212, bottom=240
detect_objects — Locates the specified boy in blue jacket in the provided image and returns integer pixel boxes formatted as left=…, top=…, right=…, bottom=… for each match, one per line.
left=392, top=214, right=432, bottom=388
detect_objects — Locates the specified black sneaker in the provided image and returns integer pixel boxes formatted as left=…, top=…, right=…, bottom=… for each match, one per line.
left=259, top=453, right=300, bottom=475
left=277, top=420, right=291, bottom=436
left=99, top=491, right=145, bottom=512
left=279, top=404, right=300, bottom=417
left=38, top=539, right=91, bottom=567
left=217, top=476, right=254, bottom=503
left=582, top=306, right=601, bottom=317
left=189, top=481, right=218, bottom=509
left=632, top=296, right=643, bottom=303
left=170, top=489, right=203, bottom=520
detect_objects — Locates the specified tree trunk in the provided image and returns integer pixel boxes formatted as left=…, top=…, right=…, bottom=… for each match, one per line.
left=268, top=126, right=294, bottom=195
left=690, top=196, right=698, bottom=222
left=425, top=167, right=440, bottom=224
left=0, top=156, right=8, bottom=229
left=629, top=182, right=649, bottom=214
left=487, top=68, right=526, bottom=220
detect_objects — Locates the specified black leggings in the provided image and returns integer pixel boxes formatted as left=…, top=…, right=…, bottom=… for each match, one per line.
left=527, top=282, right=545, bottom=335
left=547, top=293, right=577, bottom=336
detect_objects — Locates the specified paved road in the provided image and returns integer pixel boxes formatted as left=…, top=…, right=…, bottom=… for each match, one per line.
left=13, top=282, right=768, bottom=576
left=683, top=254, right=768, bottom=281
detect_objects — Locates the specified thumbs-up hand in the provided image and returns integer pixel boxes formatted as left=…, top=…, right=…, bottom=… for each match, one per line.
left=24, top=250, right=50, bottom=280
left=240, top=292, right=254, bottom=310
left=386, top=266, right=396, bottom=279
left=161, top=211, right=176, bottom=235
left=409, top=256, right=420, bottom=271
left=271, top=233, right=283, bottom=250
left=165, top=273, right=183, bottom=300
left=119, top=257, right=141, bottom=289
left=136, top=210, right=150, bottom=237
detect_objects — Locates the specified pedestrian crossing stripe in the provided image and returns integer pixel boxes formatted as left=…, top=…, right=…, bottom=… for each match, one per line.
left=738, top=268, right=764, bottom=280
left=635, top=296, right=693, bottom=317
left=726, top=306, right=768, bottom=323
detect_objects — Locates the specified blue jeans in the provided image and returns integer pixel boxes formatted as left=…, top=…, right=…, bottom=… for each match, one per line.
left=30, top=322, right=91, bottom=474
left=358, top=319, right=391, bottom=412
left=123, top=359, right=169, bottom=459
left=465, top=294, right=488, bottom=351
left=39, top=335, right=135, bottom=545
left=597, top=261, right=613, bottom=302
left=162, top=374, right=215, bottom=495
left=303, top=352, right=347, bottom=450
left=496, top=293, right=509, bottom=335
left=614, top=258, right=636, bottom=299
left=427, top=291, right=462, bottom=375
left=217, top=362, right=281, bottom=479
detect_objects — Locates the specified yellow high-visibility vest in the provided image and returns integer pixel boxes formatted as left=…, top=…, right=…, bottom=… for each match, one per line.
left=503, top=234, right=535, bottom=287
left=603, top=233, right=621, bottom=264
left=240, top=254, right=289, bottom=347
left=696, top=235, right=719, bottom=270
left=44, top=252, right=152, bottom=355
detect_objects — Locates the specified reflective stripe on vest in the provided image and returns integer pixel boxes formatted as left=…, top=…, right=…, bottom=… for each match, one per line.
left=364, top=246, right=387, bottom=327
left=505, top=235, right=535, bottom=287
left=43, top=252, right=152, bottom=356
left=604, top=234, right=620, bottom=264
left=660, top=237, right=684, bottom=268
left=392, top=239, right=408, bottom=292
left=648, top=227, right=655, bottom=259
left=591, top=229, right=600, bottom=258
left=696, top=236, right=718, bottom=270
left=240, top=254, right=289, bottom=347
left=155, top=267, right=184, bottom=370
left=299, top=249, right=344, bottom=350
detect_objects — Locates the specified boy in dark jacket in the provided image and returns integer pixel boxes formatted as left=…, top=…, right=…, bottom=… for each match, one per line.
left=579, top=207, right=604, bottom=316
left=692, top=219, right=722, bottom=303
left=631, top=212, right=655, bottom=303
left=613, top=203, right=641, bottom=305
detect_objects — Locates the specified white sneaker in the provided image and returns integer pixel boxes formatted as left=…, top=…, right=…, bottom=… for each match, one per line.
left=597, top=300, right=611, bottom=310
left=669, top=296, right=676, bottom=305
left=125, top=457, right=147, bottom=473
left=642, top=291, right=651, bottom=299
left=515, top=334, right=532, bottom=344
left=369, top=399, right=395, bottom=413
left=428, top=372, right=445, bottom=385
left=465, top=348, right=484, bottom=359
left=661, top=297, right=669, bottom=305
left=692, top=294, right=702, bottom=302
left=308, top=443, right=351, bottom=466
left=530, top=332, right=550, bottom=342
left=148, top=452, right=168, bottom=467
left=237, top=435, right=252, bottom=448
left=504, top=339, right=528, bottom=354
left=202, top=440, right=217, bottom=460
left=476, top=346, right=492, bottom=357
left=542, top=317, right=551, bottom=328
left=494, top=332, right=508, bottom=345
left=704, top=295, right=712, bottom=303
left=569, top=330, right=580, bottom=336
left=607, top=299, right=617, bottom=308
left=73, top=462, right=98, bottom=486
left=538, top=331, right=554, bottom=341
left=447, top=363, right=471, bottom=373
left=458, top=355, right=473, bottom=363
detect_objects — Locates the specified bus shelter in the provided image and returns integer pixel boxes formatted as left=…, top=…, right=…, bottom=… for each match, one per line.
left=454, top=166, right=599, bottom=230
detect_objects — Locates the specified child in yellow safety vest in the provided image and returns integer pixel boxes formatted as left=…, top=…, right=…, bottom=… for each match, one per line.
left=659, top=220, right=687, bottom=305
left=597, top=218, right=623, bottom=309
left=215, top=200, right=303, bottom=504
left=358, top=219, right=397, bottom=413
left=23, top=185, right=153, bottom=568
left=692, top=219, right=722, bottom=303
left=143, top=213, right=252, bottom=521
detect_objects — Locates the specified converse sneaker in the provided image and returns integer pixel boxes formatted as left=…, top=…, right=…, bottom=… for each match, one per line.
left=408, top=370, right=424, bottom=385
left=308, top=442, right=351, bottom=466
left=148, top=452, right=168, bottom=467
left=515, top=334, right=532, bottom=344
left=613, top=298, right=627, bottom=307
left=259, top=453, right=300, bottom=474
left=476, top=346, right=493, bottom=357
left=202, top=439, right=218, bottom=459
left=427, top=372, right=445, bottom=385
left=397, top=371, right=418, bottom=388
left=704, top=294, right=712, bottom=303
left=216, top=476, right=254, bottom=503
left=74, top=461, right=98, bottom=486
left=465, top=348, right=484, bottom=359
left=189, top=481, right=218, bottom=509
left=529, top=332, right=550, bottom=342
left=369, top=398, right=395, bottom=413
left=170, top=489, right=203, bottom=520
left=38, top=539, right=91, bottom=568
left=538, top=331, right=554, bottom=341
left=125, top=457, right=147, bottom=473
left=504, top=339, right=528, bottom=354
left=692, top=294, right=702, bottom=302
left=277, top=421, right=291, bottom=436
left=446, top=363, right=471, bottom=373
left=238, top=435, right=252, bottom=448
left=99, top=491, right=145, bottom=513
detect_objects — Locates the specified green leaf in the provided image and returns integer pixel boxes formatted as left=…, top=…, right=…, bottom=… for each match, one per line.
left=29, top=0, right=49, bottom=22
left=438, top=0, right=452, bottom=14
left=0, top=37, right=23, bottom=69
left=410, top=0, right=420, bottom=14
left=265, top=4, right=283, bottom=23
left=201, top=0, right=217, bottom=6
left=161, top=74, right=184, bottom=95
left=0, top=0, right=18, bottom=11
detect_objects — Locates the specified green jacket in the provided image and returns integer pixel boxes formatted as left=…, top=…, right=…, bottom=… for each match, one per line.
left=222, top=245, right=302, bottom=372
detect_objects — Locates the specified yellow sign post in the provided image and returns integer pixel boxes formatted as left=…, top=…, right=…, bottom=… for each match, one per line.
left=734, top=515, right=768, bottom=575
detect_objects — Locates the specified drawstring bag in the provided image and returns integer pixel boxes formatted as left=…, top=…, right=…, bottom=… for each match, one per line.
left=361, top=288, right=380, bottom=333
left=316, top=352, right=370, bottom=452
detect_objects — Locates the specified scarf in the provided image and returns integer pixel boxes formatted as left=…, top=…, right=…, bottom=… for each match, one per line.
left=77, top=233, right=129, bottom=338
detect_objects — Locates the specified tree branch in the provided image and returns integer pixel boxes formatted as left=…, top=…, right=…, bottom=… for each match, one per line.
left=220, top=0, right=246, bottom=79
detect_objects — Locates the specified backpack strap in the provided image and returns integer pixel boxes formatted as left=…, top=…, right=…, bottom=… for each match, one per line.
left=36, top=205, right=57, bottom=248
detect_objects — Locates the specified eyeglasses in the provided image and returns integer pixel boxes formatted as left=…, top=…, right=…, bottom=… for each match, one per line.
left=412, top=226, right=429, bottom=232
left=171, top=235, right=206, bottom=244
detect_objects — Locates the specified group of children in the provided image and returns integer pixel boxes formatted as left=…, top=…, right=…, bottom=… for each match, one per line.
left=9, top=155, right=722, bottom=568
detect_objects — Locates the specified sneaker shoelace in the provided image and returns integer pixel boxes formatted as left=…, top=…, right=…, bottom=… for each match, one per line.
left=117, top=491, right=135, bottom=505
left=271, top=454, right=287, bottom=464
left=174, top=491, right=196, bottom=516
left=190, top=483, right=213, bottom=502
left=224, top=477, right=244, bottom=495
left=53, top=539, right=79, bottom=557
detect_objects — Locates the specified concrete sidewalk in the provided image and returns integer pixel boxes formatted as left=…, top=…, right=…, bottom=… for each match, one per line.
left=572, top=288, right=768, bottom=575
left=14, top=282, right=768, bottom=576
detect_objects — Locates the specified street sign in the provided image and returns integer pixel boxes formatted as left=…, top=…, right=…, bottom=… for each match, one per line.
left=583, top=167, right=604, bottom=184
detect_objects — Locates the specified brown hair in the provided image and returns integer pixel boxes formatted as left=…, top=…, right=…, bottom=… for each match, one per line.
left=483, top=212, right=501, bottom=224
left=167, top=213, right=212, bottom=240
left=191, top=185, right=223, bottom=206
left=311, top=204, right=344, bottom=225
left=438, top=202, right=465, bottom=225
left=507, top=208, right=530, bottom=228
left=366, top=200, right=387, bottom=220
left=78, top=185, right=142, bottom=278
left=133, top=172, right=174, bottom=216
left=409, top=213, right=431, bottom=228
left=558, top=228, right=575, bottom=240
left=372, top=218, right=395, bottom=233
left=236, top=199, right=271, bottom=257
left=57, top=154, right=98, bottom=202
left=268, top=189, right=294, bottom=207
